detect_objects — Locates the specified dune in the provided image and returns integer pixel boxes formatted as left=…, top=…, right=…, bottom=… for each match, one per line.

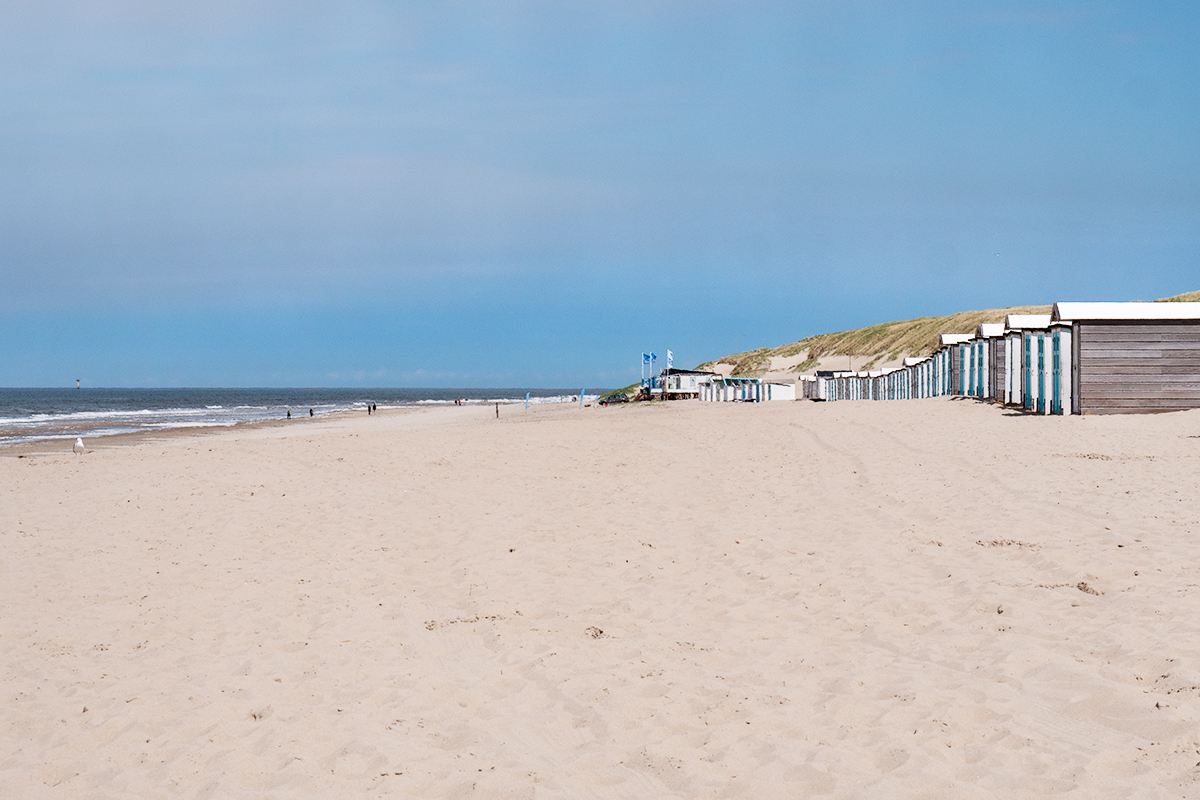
left=3, top=398, right=1200, bottom=797
left=700, top=289, right=1200, bottom=382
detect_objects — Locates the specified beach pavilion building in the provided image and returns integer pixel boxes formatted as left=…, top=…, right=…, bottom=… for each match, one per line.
left=653, top=368, right=721, bottom=400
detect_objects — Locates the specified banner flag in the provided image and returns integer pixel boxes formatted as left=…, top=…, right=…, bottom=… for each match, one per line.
left=650, top=352, right=657, bottom=362
left=642, top=353, right=651, bottom=365
left=667, top=350, right=674, bottom=367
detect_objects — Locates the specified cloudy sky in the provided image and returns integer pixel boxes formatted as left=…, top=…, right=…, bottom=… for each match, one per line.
left=2, top=1, right=1197, bottom=387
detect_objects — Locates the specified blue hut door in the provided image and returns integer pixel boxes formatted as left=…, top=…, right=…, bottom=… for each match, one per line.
left=1024, top=336, right=1032, bottom=410
left=1037, top=335, right=1045, bottom=414
left=1051, top=331, right=1061, bottom=415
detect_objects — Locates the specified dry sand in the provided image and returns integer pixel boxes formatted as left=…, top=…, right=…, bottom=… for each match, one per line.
left=4, top=398, right=1200, bottom=798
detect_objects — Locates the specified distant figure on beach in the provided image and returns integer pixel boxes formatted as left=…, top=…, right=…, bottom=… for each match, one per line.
left=368, top=404, right=372, bottom=415
left=309, top=408, right=313, bottom=417
left=287, top=410, right=291, bottom=419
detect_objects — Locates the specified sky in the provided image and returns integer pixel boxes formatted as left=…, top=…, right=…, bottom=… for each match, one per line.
left=1, top=0, right=1197, bottom=388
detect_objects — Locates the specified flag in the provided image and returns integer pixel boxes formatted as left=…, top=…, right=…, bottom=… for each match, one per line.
left=642, top=353, right=651, bottom=365
left=667, top=350, right=674, bottom=368
left=650, top=352, right=657, bottom=362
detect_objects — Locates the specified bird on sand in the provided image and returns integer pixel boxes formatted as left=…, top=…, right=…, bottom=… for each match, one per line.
left=73, top=438, right=85, bottom=455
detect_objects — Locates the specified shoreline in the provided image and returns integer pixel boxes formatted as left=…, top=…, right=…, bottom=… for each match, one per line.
left=0, top=409, right=339, bottom=458
left=0, top=389, right=599, bottom=454
left=0, top=397, right=576, bottom=457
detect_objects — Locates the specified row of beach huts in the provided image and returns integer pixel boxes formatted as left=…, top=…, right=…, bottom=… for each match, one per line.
left=678, top=302, right=1200, bottom=415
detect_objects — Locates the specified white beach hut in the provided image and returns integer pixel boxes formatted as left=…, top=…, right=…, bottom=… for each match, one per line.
left=1019, top=325, right=1063, bottom=415
left=1003, top=315, right=1051, bottom=406
left=698, top=376, right=796, bottom=403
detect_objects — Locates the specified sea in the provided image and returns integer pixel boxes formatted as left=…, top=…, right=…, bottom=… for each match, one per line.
left=0, top=388, right=607, bottom=445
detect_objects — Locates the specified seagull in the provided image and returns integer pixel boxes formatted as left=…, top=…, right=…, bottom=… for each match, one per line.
left=73, top=438, right=85, bottom=455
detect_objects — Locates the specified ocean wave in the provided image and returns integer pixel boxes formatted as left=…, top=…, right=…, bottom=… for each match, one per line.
left=0, top=388, right=611, bottom=444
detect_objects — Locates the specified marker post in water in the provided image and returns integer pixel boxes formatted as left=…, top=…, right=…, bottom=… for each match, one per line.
left=579, top=389, right=584, bottom=408
left=525, top=392, right=530, bottom=410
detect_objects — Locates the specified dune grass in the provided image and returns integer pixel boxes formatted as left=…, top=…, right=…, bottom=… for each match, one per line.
left=599, top=383, right=642, bottom=402
left=1158, top=290, right=1200, bottom=302
left=697, top=305, right=1050, bottom=376
left=697, top=290, right=1198, bottom=377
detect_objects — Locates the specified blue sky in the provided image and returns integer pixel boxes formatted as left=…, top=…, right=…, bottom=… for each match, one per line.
left=2, top=1, right=1197, bottom=388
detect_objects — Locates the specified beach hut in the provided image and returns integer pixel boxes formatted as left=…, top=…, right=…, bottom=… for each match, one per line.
left=1053, top=302, right=1200, bottom=414
left=698, top=376, right=796, bottom=403
left=1049, top=321, right=1073, bottom=415
left=904, top=356, right=931, bottom=399
left=976, top=323, right=1004, bottom=401
left=1003, top=315, right=1051, bottom=406
left=1022, top=328, right=1046, bottom=413
left=761, top=382, right=797, bottom=401
left=932, top=345, right=953, bottom=396
left=940, top=334, right=973, bottom=396
left=799, top=375, right=823, bottom=400
left=1016, top=323, right=1070, bottom=415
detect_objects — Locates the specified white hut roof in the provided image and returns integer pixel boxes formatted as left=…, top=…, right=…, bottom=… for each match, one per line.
left=1053, top=302, right=1200, bottom=321
left=976, top=322, right=1005, bottom=338
left=1005, top=314, right=1051, bottom=329
left=939, top=333, right=974, bottom=345
left=903, top=356, right=930, bottom=366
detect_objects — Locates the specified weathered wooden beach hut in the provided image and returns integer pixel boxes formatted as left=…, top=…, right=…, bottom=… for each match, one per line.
left=799, top=375, right=822, bottom=400
left=931, top=344, right=954, bottom=396
left=939, top=334, right=973, bottom=396
left=976, top=323, right=1004, bottom=401
left=904, top=356, right=934, bottom=399
left=1053, top=302, right=1200, bottom=414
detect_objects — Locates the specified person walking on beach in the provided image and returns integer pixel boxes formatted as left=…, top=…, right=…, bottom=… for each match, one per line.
left=309, top=408, right=313, bottom=417
left=287, top=410, right=291, bottom=419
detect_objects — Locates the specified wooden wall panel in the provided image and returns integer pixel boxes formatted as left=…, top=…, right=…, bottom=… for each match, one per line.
left=1077, top=321, right=1200, bottom=414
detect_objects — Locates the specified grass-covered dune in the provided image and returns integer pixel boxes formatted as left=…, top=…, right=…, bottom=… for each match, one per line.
left=697, top=290, right=1199, bottom=379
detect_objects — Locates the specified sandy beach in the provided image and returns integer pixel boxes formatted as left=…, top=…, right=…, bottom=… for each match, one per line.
left=4, top=398, right=1200, bottom=798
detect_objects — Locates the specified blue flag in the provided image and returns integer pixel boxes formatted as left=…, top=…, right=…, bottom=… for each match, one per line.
left=667, top=349, right=674, bottom=368
left=650, top=352, right=657, bottom=362
left=642, top=353, right=651, bottom=365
